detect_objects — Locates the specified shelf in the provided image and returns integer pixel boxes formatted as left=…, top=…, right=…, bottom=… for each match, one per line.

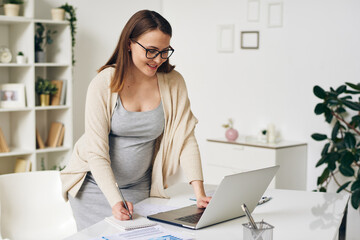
left=35, top=106, right=69, bottom=111
left=36, top=146, right=71, bottom=154
left=0, top=63, right=32, bottom=67
left=0, top=107, right=32, bottom=112
left=34, top=19, right=68, bottom=25
left=35, top=63, right=70, bottom=67
left=0, top=15, right=32, bottom=24
left=0, top=148, right=33, bottom=157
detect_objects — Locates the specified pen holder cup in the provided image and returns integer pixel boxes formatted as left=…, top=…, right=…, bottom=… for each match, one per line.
left=243, top=222, right=274, bottom=240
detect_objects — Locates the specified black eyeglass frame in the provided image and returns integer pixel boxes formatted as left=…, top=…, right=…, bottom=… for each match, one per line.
left=131, top=40, right=174, bottom=59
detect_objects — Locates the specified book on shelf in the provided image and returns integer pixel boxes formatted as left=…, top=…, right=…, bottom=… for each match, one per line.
left=50, top=80, right=63, bottom=106
left=46, top=122, right=64, bottom=147
left=14, top=158, right=31, bottom=173
left=60, top=79, right=67, bottom=105
left=57, top=125, right=65, bottom=147
left=36, top=129, right=45, bottom=149
left=0, top=127, right=10, bottom=153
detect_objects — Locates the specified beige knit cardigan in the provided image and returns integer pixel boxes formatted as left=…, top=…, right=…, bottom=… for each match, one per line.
left=60, top=67, right=203, bottom=207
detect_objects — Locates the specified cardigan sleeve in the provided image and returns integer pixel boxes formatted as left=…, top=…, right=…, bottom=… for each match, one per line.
left=83, top=68, right=122, bottom=207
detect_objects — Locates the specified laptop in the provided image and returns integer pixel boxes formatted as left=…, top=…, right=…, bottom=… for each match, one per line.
left=147, top=165, right=280, bottom=229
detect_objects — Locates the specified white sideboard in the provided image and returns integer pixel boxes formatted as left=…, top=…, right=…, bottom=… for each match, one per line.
left=203, top=137, right=307, bottom=190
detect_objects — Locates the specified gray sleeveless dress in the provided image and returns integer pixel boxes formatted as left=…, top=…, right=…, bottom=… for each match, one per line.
left=69, top=96, right=164, bottom=230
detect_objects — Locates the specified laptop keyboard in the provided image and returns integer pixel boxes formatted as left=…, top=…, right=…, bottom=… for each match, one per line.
left=175, top=212, right=203, bottom=224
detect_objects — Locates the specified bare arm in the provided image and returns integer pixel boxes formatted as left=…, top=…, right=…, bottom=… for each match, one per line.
left=191, top=180, right=212, bottom=208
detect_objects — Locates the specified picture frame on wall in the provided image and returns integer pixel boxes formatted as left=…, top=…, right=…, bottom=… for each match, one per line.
left=217, top=24, right=234, bottom=53
left=0, top=83, right=26, bottom=108
left=247, top=0, right=260, bottom=22
left=268, top=2, right=283, bottom=27
left=241, top=31, right=260, bottom=49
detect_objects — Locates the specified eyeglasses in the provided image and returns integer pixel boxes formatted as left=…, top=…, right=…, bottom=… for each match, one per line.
left=132, top=40, right=174, bottom=59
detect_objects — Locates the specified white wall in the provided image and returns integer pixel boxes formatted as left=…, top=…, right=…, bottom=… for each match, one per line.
left=162, top=0, right=360, bottom=190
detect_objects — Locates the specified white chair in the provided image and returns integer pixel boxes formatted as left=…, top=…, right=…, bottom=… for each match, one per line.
left=0, top=171, right=77, bottom=240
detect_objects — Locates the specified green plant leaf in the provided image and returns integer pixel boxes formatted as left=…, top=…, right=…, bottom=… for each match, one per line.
left=341, top=151, right=356, bottom=166
left=311, top=133, right=327, bottom=141
left=344, top=132, right=356, bottom=149
left=325, top=109, right=333, bottom=123
left=343, top=100, right=360, bottom=111
left=331, top=121, right=340, bottom=140
left=321, top=143, right=330, bottom=156
left=336, top=85, right=347, bottom=94
left=316, top=157, right=327, bottom=167
left=346, top=82, right=360, bottom=91
left=351, top=190, right=360, bottom=209
left=339, top=164, right=355, bottom=177
left=336, top=107, right=346, bottom=114
left=337, top=181, right=351, bottom=193
left=340, top=96, right=352, bottom=100
left=314, top=103, right=326, bottom=115
left=319, top=187, right=327, bottom=192
left=314, top=86, right=327, bottom=99
left=351, top=180, right=360, bottom=192
left=317, top=168, right=330, bottom=185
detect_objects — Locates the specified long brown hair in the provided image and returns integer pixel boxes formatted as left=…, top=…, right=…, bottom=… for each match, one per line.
left=98, top=10, right=175, bottom=93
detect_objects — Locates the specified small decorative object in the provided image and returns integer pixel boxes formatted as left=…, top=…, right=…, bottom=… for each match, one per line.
left=217, top=24, right=234, bottom=53
left=51, top=8, right=65, bottom=21
left=0, top=83, right=26, bottom=108
left=257, top=129, right=267, bottom=143
left=268, top=2, right=283, bottom=28
left=267, top=123, right=276, bottom=144
left=34, top=23, right=57, bottom=63
left=312, top=83, right=360, bottom=209
left=222, top=118, right=239, bottom=141
left=241, top=31, right=260, bottom=49
left=3, top=0, right=24, bottom=17
left=35, top=77, right=58, bottom=106
left=16, top=51, right=26, bottom=64
left=0, top=46, right=12, bottom=63
left=59, top=3, right=77, bottom=66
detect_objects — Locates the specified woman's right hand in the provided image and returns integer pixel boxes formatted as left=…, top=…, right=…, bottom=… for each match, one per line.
left=112, top=201, right=134, bottom=220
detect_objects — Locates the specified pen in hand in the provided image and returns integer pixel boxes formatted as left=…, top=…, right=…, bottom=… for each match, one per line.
left=116, top=183, right=132, bottom=220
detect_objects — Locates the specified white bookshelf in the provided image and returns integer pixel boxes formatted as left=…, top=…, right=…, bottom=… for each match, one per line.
left=0, top=0, right=73, bottom=173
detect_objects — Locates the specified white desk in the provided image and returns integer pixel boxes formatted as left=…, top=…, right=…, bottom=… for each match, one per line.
left=65, top=183, right=348, bottom=240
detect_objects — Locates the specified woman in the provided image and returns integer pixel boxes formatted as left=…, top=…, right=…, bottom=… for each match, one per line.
left=60, top=9, right=211, bottom=230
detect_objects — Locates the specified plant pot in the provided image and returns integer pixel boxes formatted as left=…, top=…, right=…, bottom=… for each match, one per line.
left=16, top=55, right=26, bottom=64
left=225, top=128, right=239, bottom=141
left=35, top=51, right=46, bottom=63
left=39, top=94, right=50, bottom=106
left=51, top=8, right=65, bottom=21
left=4, top=4, right=21, bottom=17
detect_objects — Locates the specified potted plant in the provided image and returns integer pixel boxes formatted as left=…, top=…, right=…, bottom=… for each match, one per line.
left=16, top=51, right=26, bottom=64
left=311, top=82, right=360, bottom=210
left=2, top=0, right=23, bottom=17
left=222, top=118, right=239, bottom=141
left=51, top=7, right=65, bottom=21
left=34, top=23, right=57, bottom=63
left=59, top=3, right=77, bottom=66
left=35, top=77, right=58, bottom=106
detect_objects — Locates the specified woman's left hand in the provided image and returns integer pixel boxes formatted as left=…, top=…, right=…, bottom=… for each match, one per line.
left=196, top=195, right=212, bottom=208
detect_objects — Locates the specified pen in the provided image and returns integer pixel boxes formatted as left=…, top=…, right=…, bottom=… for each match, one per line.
left=241, top=203, right=258, bottom=229
left=116, top=183, right=132, bottom=220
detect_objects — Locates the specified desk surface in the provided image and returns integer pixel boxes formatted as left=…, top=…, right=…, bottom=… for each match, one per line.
left=66, top=183, right=348, bottom=240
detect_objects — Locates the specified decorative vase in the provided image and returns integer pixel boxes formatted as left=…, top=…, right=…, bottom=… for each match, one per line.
left=4, top=4, right=20, bottom=17
left=35, top=51, right=46, bottom=63
left=51, top=8, right=65, bottom=21
left=225, top=128, right=239, bottom=141
left=40, top=94, right=50, bottom=106
left=16, top=55, right=26, bottom=64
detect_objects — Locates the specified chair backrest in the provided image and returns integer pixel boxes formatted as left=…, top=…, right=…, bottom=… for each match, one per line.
left=0, top=171, right=77, bottom=240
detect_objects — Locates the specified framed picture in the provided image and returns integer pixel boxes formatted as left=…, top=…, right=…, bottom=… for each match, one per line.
left=268, top=2, right=283, bottom=27
left=247, top=0, right=260, bottom=22
left=0, top=83, right=26, bottom=108
left=217, top=24, right=234, bottom=53
left=241, top=31, right=260, bottom=49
